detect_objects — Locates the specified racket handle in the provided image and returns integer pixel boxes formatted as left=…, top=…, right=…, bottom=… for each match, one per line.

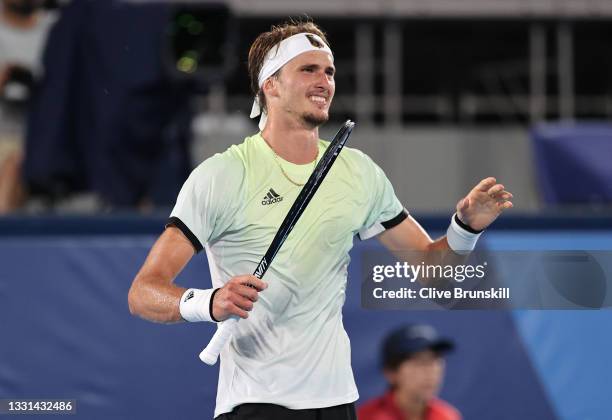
left=199, top=316, right=239, bottom=365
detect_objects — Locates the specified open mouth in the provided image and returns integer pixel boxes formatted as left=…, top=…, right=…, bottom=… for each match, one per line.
left=308, top=95, right=328, bottom=106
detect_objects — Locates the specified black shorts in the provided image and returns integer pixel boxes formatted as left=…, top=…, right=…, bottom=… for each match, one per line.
left=215, top=402, right=357, bottom=420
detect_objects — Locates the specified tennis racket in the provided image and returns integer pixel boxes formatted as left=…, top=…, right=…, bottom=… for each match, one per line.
left=199, top=120, right=355, bottom=365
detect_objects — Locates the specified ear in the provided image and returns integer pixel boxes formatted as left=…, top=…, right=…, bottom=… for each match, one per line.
left=262, top=76, right=280, bottom=100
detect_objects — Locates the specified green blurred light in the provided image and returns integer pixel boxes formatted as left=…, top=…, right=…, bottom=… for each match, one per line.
left=177, top=56, right=197, bottom=74
left=187, top=21, right=204, bottom=35
left=178, top=14, right=193, bottom=28
left=185, top=50, right=199, bottom=60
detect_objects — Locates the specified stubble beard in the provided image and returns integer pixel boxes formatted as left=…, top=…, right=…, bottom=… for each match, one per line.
left=301, top=111, right=329, bottom=129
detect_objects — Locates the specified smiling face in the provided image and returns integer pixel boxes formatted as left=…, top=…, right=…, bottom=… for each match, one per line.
left=264, top=50, right=335, bottom=129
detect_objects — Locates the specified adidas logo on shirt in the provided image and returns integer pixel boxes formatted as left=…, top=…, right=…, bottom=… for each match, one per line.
left=261, top=188, right=283, bottom=205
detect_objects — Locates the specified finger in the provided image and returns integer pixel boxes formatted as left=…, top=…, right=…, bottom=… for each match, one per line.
left=487, top=184, right=505, bottom=198
left=248, top=276, right=268, bottom=291
left=244, top=275, right=268, bottom=291
left=214, top=296, right=248, bottom=320
left=498, top=201, right=513, bottom=210
left=232, top=274, right=268, bottom=291
left=230, top=295, right=254, bottom=312
left=476, top=177, right=497, bottom=192
left=457, top=197, right=469, bottom=211
left=236, top=284, right=260, bottom=302
left=497, top=192, right=513, bottom=201
left=225, top=282, right=258, bottom=301
left=227, top=303, right=249, bottom=319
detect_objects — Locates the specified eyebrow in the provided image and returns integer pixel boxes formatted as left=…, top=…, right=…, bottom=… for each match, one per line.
left=301, top=64, right=336, bottom=75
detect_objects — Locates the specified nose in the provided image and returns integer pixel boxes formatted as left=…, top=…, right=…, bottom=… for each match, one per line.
left=316, top=70, right=334, bottom=91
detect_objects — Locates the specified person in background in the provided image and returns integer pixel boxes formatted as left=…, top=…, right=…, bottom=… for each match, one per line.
left=0, top=0, right=56, bottom=213
left=359, top=324, right=461, bottom=420
left=1, top=0, right=193, bottom=213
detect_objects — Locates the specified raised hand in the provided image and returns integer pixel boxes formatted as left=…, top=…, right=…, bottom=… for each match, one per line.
left=456, top=177, right=513, bottom=232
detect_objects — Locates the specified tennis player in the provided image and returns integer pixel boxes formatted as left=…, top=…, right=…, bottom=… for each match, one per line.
left=128, top=19, right=513, bottom=420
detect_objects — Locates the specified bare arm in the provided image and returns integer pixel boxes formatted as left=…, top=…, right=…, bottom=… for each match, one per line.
left=377, top=177, right=514, bottom=282
left=377, top=214, right=449, bottom=254
left=128, top=226, right=195, bottom=323
left=377, top=216, right=460, bottom=284
left=379, top=177, right=513, bottom=252
left=128, top=226, right=268, bottom=324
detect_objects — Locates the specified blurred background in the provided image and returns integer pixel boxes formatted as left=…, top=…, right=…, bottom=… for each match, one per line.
left=1, top=0, right=611, bottom=419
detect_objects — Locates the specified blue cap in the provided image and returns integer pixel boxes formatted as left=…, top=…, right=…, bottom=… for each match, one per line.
left=382, top=324, right=454, bottom=368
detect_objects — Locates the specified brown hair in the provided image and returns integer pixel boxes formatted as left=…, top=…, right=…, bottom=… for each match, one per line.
left=247, top=19, right=330, bottom=113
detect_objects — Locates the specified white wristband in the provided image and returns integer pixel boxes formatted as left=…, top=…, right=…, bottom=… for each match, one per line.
left=179, top=288, right=217, bottom=323
left=446, top=214, right=483, bottom=254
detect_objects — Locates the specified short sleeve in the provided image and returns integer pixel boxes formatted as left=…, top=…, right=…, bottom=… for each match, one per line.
left=358, top=155, right=408, bottom=240
left=166, top=153, right=244, bottom=252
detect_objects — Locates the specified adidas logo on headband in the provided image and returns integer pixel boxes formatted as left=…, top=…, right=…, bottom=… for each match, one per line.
left=306, top=34, right=323, bottom=48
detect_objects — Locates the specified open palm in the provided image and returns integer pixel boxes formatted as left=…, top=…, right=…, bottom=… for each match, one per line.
left=456, top=177, right=513, bottom=232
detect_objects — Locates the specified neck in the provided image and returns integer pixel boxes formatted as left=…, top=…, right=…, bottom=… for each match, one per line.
left=261, top=114, right=319, bottom=164
left=393, top=390, right=428, bottom=420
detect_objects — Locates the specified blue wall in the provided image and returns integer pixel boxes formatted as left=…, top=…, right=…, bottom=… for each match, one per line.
left=1, top=216, right=611, bottom=419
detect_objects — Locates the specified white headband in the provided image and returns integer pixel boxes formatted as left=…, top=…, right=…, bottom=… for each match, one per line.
left=249, top=32, right=334, bottom=130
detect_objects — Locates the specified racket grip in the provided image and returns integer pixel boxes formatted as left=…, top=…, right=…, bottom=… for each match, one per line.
left=199, top=316, right=239, bottom=365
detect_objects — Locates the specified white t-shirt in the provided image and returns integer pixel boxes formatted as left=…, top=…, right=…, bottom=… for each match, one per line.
left=0, top=12, right=56, bottom=76
left=169, top=133, right=407, bottom=417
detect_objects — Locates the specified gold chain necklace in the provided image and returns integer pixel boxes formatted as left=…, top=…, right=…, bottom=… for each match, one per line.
left=272, top=149, right=318, bottom=187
